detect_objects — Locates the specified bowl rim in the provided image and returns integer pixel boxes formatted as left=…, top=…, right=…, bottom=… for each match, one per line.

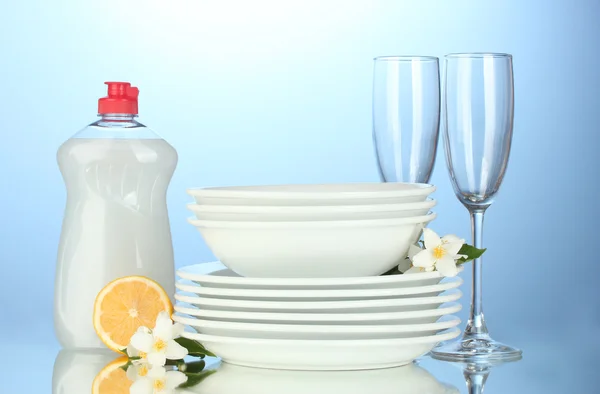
left=188, top=212, right=436, bottom=229
left=187, top=183, right=435, bottom=200
left=186, top=199, right=436, bottom=214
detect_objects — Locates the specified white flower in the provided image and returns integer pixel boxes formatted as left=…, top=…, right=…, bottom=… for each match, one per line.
left=398, top=244, right=424, bottom=273
left=127, top=363, right=151, bottom=381
left=130, top=366, right=187, bottom=394
left=127, top=327, right=152, bottom=362
left=411, top=229, right=465, bottom=277
left=129, top=312, right=188, bottom=367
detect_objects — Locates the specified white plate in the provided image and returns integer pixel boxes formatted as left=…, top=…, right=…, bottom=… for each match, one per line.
left=172, top=314, right=460, bottom=340
left=174, top=290, right=462, bottom=313
left=178, top=361, right=459, bottom=394
left=186, top=199, right=436, bottom=221
left=173, top=301, right=462, bottom=325
left=177, top=262, right=463, bottom=289
left=187, top=183, right=435, bottom=206
left=181, top=328, right=460, bottom=370
left=175, top=277, right=462, bottom=301
left=189, top=213, right=435, bottom=278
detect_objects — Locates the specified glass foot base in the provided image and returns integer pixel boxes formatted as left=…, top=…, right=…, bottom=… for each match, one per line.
left=430, top=334, right=522, bottom=362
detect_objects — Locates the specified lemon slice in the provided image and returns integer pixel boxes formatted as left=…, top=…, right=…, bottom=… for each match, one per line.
left=92, top=357, right=132, bottom=394
left=93, top=276, right=173, bottom=353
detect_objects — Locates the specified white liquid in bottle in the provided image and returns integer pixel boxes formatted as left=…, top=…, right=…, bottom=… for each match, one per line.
left=54, top=83, right=177, bottom=348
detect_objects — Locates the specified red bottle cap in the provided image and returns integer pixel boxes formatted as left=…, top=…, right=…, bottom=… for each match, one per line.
left=98, top=82, right=139, bottom=115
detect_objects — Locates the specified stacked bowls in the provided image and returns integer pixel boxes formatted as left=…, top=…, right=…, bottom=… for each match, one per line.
left=186, top=183, right=437, bottom=278
left=177, top=183, right=462, bottom=370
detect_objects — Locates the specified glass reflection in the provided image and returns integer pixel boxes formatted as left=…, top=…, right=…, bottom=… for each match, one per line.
left=442, top=357, right=522, bottom=394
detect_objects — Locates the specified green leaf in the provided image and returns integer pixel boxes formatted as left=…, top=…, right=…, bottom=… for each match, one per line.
left=118, top=348, right=128, bottom=355
left=165, top=359, right=186, bottom=368
left=178, top=360, right=206, bottom=373
left=118, top=360, right=133, bottom=372
left=189, top=350, right=215, bottom=358
left=380, top=266, right=402, bottom=276
left=179, top=370, right=217, bottom=388
left=175, top=337, right=217, bottom=358
left=457, top=244, right=487, bottom=264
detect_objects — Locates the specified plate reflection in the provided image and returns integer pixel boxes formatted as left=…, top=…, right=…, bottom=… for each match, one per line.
left=52, top=351, right=459, bottom=394
left=180, top=361, right=459, bottom=394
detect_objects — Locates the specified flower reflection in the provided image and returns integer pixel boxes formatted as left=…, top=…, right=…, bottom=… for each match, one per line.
left=53, top=350, right=218, bottom=394
left=129, top=365, right=187, bottom=394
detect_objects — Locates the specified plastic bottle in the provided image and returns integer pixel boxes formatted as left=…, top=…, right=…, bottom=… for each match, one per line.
left=55, top=82, right=178, bottom=348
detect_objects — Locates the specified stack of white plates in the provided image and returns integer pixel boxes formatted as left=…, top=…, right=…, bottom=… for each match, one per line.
left=177, top=183, right=462, bottom=370
left=174, top=262, right=462, bottom=370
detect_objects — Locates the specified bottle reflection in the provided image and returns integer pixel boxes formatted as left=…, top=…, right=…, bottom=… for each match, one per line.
left=52, top=349, right=119, bottom=394
left=178, top=362, right=459, bottom=394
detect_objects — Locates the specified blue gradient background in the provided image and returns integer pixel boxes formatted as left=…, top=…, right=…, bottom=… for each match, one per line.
left=1, top=0, right=599, bottom=391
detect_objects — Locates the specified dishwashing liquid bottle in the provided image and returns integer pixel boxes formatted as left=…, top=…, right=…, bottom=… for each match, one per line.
left=55, top=82, right=178, bottom=348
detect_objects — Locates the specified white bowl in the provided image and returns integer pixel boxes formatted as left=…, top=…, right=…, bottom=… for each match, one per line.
left=175, top=277, right=462, bottom=301
left=187, top=183, right=435, bottom=206
left=181, top=328, right=460, bottom=370
left=173, top=292, right=462, bottom=315
left=186, top=199, right=436, bottom=221
left=188, top=213, right=436, bottom=278
left=177, top=261, right=463, bottom=289
left=172, top=314, right=460, bottom=340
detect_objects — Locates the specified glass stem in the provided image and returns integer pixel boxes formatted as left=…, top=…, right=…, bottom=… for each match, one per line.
left=464, top=209, right=489, bottom=337
left=464, top=369, right=490, bottom=394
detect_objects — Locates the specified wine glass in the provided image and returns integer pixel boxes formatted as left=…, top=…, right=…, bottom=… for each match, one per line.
left=372, top=56, right=440, bottom=184
left=431, top=53, right=522, bottom=361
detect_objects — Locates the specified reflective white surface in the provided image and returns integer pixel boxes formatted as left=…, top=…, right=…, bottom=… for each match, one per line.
left=33, top=342, right=596, bottom=393
left=0, top=320, right=591, bottom=394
